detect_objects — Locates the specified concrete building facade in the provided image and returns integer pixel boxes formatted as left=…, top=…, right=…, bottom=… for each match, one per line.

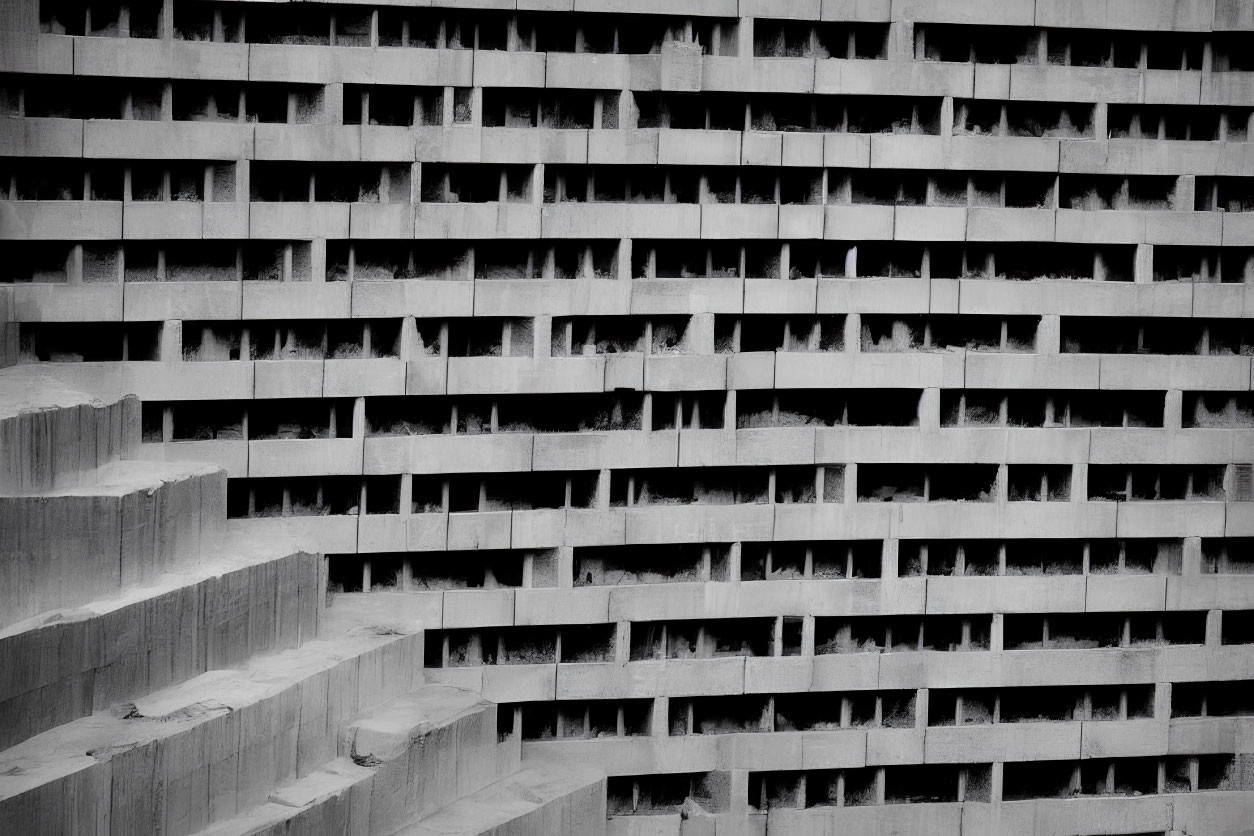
left=1, top=0, right=1254, bottom=832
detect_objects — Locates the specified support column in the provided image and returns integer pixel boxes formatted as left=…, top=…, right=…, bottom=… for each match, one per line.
left=1134, top=243, right=1154, bottom=283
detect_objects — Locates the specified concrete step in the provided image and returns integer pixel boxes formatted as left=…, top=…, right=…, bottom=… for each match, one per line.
left=0, top=369, right=140, bottom=495
left=0, top=535, right=322, bottom=750
left=195, top=684, right=519, bottom=836
left=0, top=458, right=227, bottom=628
left=0, top=614, right=421, bottom=835
left=394, top=757, right=608, bottom=836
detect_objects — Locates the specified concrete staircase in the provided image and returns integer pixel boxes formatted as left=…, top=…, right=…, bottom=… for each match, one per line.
left=0, top=371, right=605, bottom=835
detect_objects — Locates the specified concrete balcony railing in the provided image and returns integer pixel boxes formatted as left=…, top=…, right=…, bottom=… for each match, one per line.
left=241, top=281, right=351, bottom=319
left=1167, top=716, right=1254, bottom=755
left=136, top=438, right=246, bottom=478
left=470, top=279, right=594, bottom=317
left=815, top=427, right=1089, bottom=465
left=1114, top=500, right=1230, bottom=539
left=629, top=278, right=743, bottom=315
left=220, top=495, right=1251, bottom=556
left=446, top=356, right=606, bottom=395
left=323, top=357, right=406, bottom=397
left=1062, top=138, right=1254, bottom=177
left=924, top=575, right=1088, bottom=614
left=85, top=119, right=253, bottom=160
left=815, top=58, right=974, bottom=98
left=247, top=437, right=363, bottom=478
left=415, top=202, right=541, bottom=239
left=480, top=128, right=589, bottom=165
left=963, top=353, right=1099, bottom=389
left=948, top=134, right=1064, bottom=172
left=623, top=503, right=776, bottom=544
left=125, top=360, right=256, bottom=401
left=1202, top=69, right=1254, bottom=105
left=350, top=278, right=475, bottom=318
left=744, top=277, right=818, bottom=314
left=541, top=203, right=701, bottom=240
left=0, top=116, right=82, bottom=158
left=253, top=124, right=362, bottom=161
left=74, top=35, right=248, bottom=80
left=815, top=277, right=931, bottom=314
left=1166, top=574, right=1254, bottom=611
left=253, top=358, right=324, bottom=399
left=925, top=722, right=1083, bottom=763
left=544, top=53, right=632, bottom=90
left=1088, top=428, right=1253, bottom=466
left=558, top=657, right=747, bottom=700
left=122, top=201, right=207, bottom=240
left=226, top=513, right=358, bottom=553
left=348, top=202, right=414, bottom=239
left=1009, top=65, right=1142, bottom=103
left=427, top=662, right=557, bottom=704
left=530, top=430, right=679, bottom=471
left=774, top=351, right=966, bottom=389
left=0, top=201, right=121, bottom=240
left=957, top=278, right=1193, bottom=318
left=248, top=201, right=350, bottom=239
left=123, top=280, right=241, bottom=321
left=364, top=432, right=534, bottom=475
left=966, top=207, right=1057, bottom=242
left=1093, top=354, right=1252, bottom=391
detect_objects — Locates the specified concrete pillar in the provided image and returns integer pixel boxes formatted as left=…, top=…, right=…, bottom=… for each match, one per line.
left=398, top=473, right=411, bottom=522
left=160, top=320, right=183, bottom=362
left=686, top=313, right=715, bottom=354
left=160, top=0, right=174, bottom=39
left=1134, top=243, right=1154, bottom=283
left=596, top=469, right=611, bottom=509
left=604, top=620, right=628, bottom=665
left=801, top=615, right=815, bottom=656
left=939, top=96, right=954, bottom=138
left=881, top=538, right=899, bottom=579
left=728, top=770, right=750, bottom=816
left=989, top=613, right=1004, bottom=651
left=234, top=159, right=249, bottom=205
left=533, top=315, right=553, bottom=358
left=617, top=238, right=632, bottom=281
left=650, top=696, right=668, bottom=738
left=1036, top=315, right=1061, bottom=353
left=399, top=316, right=421, bottom=361
left=737, top=18, right=754, bottom=62
left=1174, top=174, right=1196, bottom=211
left=1070, top=463, right=1087, bottom=503
left=886, top=20, right=913, bottom=61
left=1092, top=102, right=1108, bottom=140
left=66, top=244, right=83, bottom=285
left=843, top=463, right=858, bottom=505
left=1164, top=389, right=1183, bottom=430
left=844, top=313, right=861, bottom=354
left=310, top=238, right=327, bottom=283
left=1154, top=682, right=1172, bottom=720
left=351, top=397, right=366, bottom=440
left=1205, top=610, right=1222, bottom=646
left=918, top=388, right=940, bottom=430
left=321, top=83, right=344, bottom=125
left=442, top=86, right=456, bottom=126
left=1182, top=537, right=1202, bottom=575
left=557, top=546, right=574, bottom=588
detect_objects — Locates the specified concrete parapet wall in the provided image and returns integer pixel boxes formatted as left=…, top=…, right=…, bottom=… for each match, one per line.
left=0, top=462, right=226, bottom=627
left=0, top=546, right=323, bottom=751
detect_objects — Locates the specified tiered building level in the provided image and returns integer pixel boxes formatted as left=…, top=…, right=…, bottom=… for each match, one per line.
left=2, top=0, right=1254, bottom=833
